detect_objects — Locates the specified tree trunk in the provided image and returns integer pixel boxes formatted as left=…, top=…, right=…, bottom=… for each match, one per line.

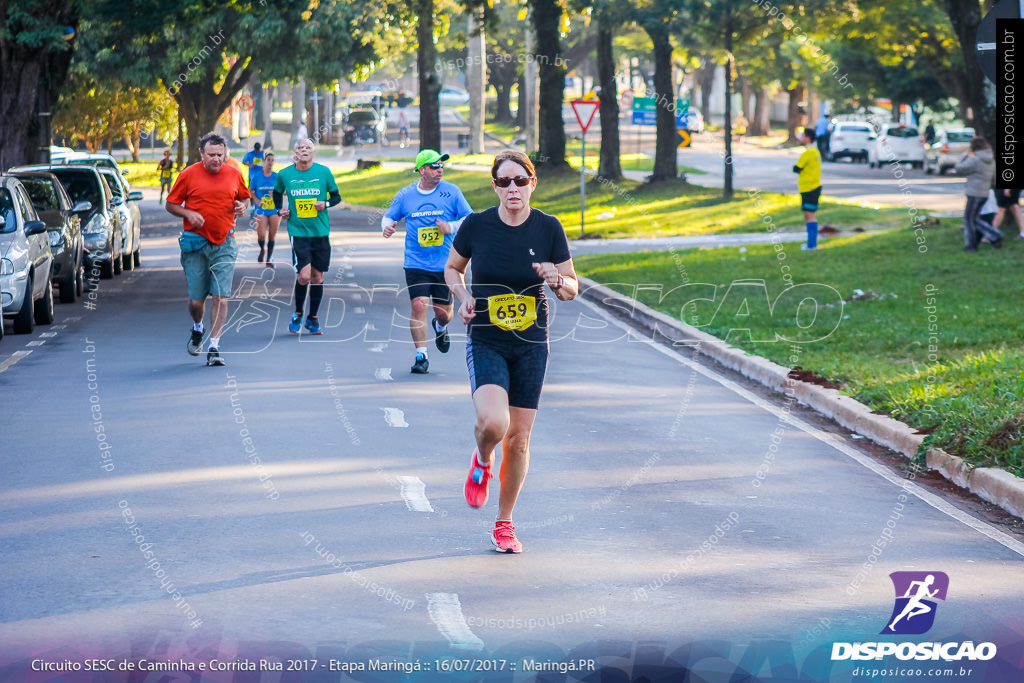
left=176, top=108, right=185, bottom=169
left=596, top=20, right=622, bottom=181
left=515, top=74, right=526, bottom=128
left=750, top=86, right=770, bottom=137
left=645, top=25, right=676, bottom=182
left=416, top=0, right=441, bottom=152
left=532, top=0, right=569, bottom=170
left=697, top=58, right=715, bottom=125
left=494, top=84, right=513, bottom=123
left=467, top=11, right=485, bottom=154
left=943, top=0, right=994, bottom=139
left=785, top=84, right=805, bottom=145
left=723, top=4, right=734, bottom=201
left=263, top=84, right=274, bottom=150
left=0, top=57, right=44, bottom=170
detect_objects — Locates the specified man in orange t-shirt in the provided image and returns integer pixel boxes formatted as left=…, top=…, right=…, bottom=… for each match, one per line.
left=165, top=132, right=250, bottom=366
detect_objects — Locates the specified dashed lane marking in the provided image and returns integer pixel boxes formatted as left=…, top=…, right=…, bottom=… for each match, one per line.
left=0, top=350, right=33, bottom=373
left=397, top=476, right=434, bottom=512
left=426, top=593, right=484, bottom=651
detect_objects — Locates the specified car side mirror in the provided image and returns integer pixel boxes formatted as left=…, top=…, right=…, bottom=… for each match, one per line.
left=122, top=169, right=129, bottom=175
left=25, top=220, right=47, bottom=236
left=128, top=191, right=143, bottom=202
left=72, top=200, right=92, bottom=213
left=110, top=196, right=124, bottom=207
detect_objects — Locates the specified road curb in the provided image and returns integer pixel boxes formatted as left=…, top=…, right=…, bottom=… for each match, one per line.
left=578, top=276, right=1024, bottom=520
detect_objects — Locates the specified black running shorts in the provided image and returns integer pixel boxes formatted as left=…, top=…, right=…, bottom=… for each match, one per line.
left=405, top=268, right=453, bottom=306
left=466, top=337, right=549, bottom=410
left=291, top=235, right=331, bottom=273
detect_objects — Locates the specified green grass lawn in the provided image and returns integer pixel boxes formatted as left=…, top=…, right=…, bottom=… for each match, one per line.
left=575, top=224, right=1024, bottom=476
left=338, top=166, right=906, bottom=239
left=119, top=161, right=168, bottom=188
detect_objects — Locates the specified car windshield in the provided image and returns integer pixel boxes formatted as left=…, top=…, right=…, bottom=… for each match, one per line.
left=0, top=188, right=17, bottom=233
left=841, top=125, right=873, bottom=134
left=947, top=131, right=974, bottom=143
left=52, top=170, right=102, bottom=209
left=100, top=172, right=124, bottom=198
left=18, top=177, right=60, bottom=212
left=68, top=158, right=119, bottom=172
left=886, top=127, right=919, bottom=138
left=349, top=111, right=377, bottom=124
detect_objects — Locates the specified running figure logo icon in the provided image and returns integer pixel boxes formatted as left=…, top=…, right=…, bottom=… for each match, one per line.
left=880, top=571, right=949, bottom=635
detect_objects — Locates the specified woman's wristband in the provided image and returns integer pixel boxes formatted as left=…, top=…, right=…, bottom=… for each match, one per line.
left=551, top=274, right=563, bottom=291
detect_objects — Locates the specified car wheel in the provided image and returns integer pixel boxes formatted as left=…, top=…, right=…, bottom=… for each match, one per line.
left=13, top=275, right=34, bottom=334
left=113, top=248, right=123, bottom=275
left=76, top=257, right=85, bottom=296
left=133, top=247, right=141, bottom=269
left=34, top=276, right=54, bottom=325
left=100, top=258, right=115, bottom=279
left=59, top=264, right=77, bottom=303
left=122, top=249, right=134, bottom=271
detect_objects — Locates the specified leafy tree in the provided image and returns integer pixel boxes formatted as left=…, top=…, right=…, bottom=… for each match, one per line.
left=82, top=0, right=382, bottom=163
left=0, top=0, right=80, bottom=168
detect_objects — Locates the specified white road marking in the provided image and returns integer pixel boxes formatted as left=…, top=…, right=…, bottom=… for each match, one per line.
left=382, top=407, right=409, bottom=428
left=426, top=593, right=484, bottom=651
left=578, top=297, right=1024, bottom=559
left=0, top=350, right=32, bottom=373
left=38, top=332, right=58, bottom=337
left=397, top=476, right=434, bottom=512
left=25, top=341, right=46, bottom=347
left=369, top=343, right=387, bottom=353
left=375, top=368, right=394, bottom=381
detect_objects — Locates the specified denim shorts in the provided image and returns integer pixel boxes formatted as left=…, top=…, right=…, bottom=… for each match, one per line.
left=180, top=235, right=237, bottom=300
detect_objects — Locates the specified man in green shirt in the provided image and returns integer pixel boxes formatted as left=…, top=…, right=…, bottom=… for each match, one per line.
left=273, top=138, right=343, bottom=334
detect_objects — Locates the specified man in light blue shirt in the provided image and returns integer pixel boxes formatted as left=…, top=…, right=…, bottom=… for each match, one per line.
left=382, top=149, right=473, bottom=374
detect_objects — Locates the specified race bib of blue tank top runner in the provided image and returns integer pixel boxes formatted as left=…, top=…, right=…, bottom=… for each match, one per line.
left=487, top=293, right=537, bottom=332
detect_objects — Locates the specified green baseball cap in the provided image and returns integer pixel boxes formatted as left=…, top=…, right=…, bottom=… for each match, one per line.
left=415, top=149, right=450, bottom=170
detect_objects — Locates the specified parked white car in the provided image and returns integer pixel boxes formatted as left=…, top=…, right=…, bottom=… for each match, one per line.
left=868, top=124, right=925, bottom=169
left=438, top=87, right=470, bottom=106
left=826, top=121, right=876, bottom=163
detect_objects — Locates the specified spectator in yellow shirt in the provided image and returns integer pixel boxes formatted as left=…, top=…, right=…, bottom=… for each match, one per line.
left=794, top=128, right=822, bottom=250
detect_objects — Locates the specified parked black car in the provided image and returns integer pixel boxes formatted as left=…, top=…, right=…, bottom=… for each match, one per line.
left=12, top=170, right=89, bottom=302
left=12, top=165, right=123, bottom=279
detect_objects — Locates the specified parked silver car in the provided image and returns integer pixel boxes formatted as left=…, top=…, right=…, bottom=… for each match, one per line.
left=97, top=167, right=143, bottom=270
left=924, top=128, right=975, bottom=175
left=0, top=175, right=54, bottom=334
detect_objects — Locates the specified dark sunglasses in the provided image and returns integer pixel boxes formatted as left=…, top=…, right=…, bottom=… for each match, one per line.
left=426, top=163, right=444, bottom=170
left=494, top=175, right=532, bottom=188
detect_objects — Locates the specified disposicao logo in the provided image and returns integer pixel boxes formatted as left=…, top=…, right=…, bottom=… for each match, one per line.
left=881, top=571, right=949, bottom=635
left=831, top=571, right=997, bottom=663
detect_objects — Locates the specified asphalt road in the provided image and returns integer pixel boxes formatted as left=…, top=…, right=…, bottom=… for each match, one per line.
left=1, top=197, right=1022, bottom=681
